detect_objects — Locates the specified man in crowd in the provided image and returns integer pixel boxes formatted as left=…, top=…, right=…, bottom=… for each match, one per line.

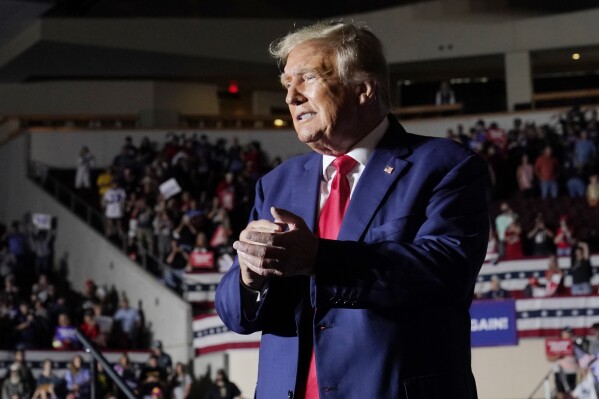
left=216, top=21, right=489, bottom=398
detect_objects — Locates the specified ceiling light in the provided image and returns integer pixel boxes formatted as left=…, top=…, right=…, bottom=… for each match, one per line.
left=572, top=53, right=581, bottom=60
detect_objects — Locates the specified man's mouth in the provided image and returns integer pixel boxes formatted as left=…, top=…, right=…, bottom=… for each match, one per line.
left=297, top=112, right=316, bottom=121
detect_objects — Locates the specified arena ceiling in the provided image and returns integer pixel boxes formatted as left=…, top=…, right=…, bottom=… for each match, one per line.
left=0, top=0, right=598, bottom=93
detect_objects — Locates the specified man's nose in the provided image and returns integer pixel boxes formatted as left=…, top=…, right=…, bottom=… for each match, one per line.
left=285, top=83, right=306, bottom=105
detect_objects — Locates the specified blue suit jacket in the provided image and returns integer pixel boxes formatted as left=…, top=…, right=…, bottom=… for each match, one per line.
left=216, top=117, right=489, bottom=399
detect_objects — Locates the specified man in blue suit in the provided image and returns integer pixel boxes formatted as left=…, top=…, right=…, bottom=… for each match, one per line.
left=216, top=21, right=489, bottom=399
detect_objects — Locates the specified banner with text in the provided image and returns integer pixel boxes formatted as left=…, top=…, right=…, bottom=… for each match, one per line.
left=471, top=299, right=518, bottom=347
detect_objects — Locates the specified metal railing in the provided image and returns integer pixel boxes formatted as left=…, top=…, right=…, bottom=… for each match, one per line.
left=75, top=329, right=137, bottom=399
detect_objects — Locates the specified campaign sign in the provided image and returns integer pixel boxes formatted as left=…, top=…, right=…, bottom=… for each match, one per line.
left=189, top=251, right=215, bottom=270
left=471, top=299, right=518, bottom=347
left=159, top=178, right=182, bottom=200
left=545, top=338, right=573, bottom=357
left=32, top=213, right=52, bottom=230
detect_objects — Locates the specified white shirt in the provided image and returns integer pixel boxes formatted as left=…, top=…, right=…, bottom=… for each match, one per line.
left=319, top=117, right=389, bottom=212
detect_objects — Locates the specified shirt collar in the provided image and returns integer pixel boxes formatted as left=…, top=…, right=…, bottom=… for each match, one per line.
left=322, top=116, right=389, bottom=178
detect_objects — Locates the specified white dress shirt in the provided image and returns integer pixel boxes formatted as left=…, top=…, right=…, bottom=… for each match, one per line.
left=319, top=117, right=389, bottom=213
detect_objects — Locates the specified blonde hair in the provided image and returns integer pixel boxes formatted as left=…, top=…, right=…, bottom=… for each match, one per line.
left=269, top=21, right=391, bottom=112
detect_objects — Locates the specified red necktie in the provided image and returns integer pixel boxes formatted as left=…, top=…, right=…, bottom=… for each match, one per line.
left=305, top=155, right=357, bottom=399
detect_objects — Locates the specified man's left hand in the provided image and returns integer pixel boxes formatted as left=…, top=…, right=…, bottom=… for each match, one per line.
left=233, top=207, right=318, bottom=278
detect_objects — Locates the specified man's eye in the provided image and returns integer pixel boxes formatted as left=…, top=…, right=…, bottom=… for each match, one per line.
left=305, top=75, right=315, bottom=81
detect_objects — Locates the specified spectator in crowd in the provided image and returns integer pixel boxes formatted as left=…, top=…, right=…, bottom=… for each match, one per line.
left=114, top=353, right=138, bottom=394
left=153, top=210, right=174, bottom=264
left=551, top=327, right=579, bottom=399
left=74, top=146, right=96, bottom=190
left=587, top=174, right=599, bottom=207
left=12, top=302, right=39, bottom=350
left=523, top=277, right=545, bottom=298
left=2, top=363, right=30, bottom=399
left=554, top=216, right=575, bottom=257
left=113, top=297, right=141, bottom=348
left=573, top=130, right=596, bottom=175
left=503, top=216, right=523, bottom=260
left=494, top=202, right=516, bottom=263
left=168, top=362, right=192, bottom=399
left=102, top=181, right=127, bottom=239
left=545, top=255, right=565, bottom=297
left=534, top=145, right=560, bottom=199
left=52, top=313, right=79, bottom=350
left=134, top=198, right=156, bottom=257
left=0, top=241, right=16, bottom=284
left=96, top=167, right=114, bottom=202
left=516, top=154, right=534, bottom=197
left=187, top=232, right=214, bottom=272
left=172, top=215, right=196, bottom=250
left=12, top=350, right=35, bottom=395
left=28, top=227, right=55, bottom=276
left=138, top=355, right=167, bottom=399
left=484, top=276, right=511, bottom=299
left=571, top=241, right=593, bottom=296
left=204, top=369, right=242, bottom=399
left=526, top=212, right=555, bottom=256
left=563, top=157, right=587, bottom=199
left=80, top=310, right=106, bottom=348
left=215, top=173, right=236, bottom=212
left=435, top=81, right=456, bottom=105
left=588, top=323, right=599, bottom=356
left=164, top=240, right=189, bottom=292
left=6, top=221, right=27, bottom=284
left=64, top=355, right=91, bottom=399
left=92, top=303, right=113, bottom=341
left=151, top=339, right=173, bottom=376
left=32, top=359, right=60, bottom=399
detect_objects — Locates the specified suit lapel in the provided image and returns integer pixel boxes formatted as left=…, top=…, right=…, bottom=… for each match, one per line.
left=337, top=118, right=412, bottom=242
left=291, top=153, right=322, bottom=233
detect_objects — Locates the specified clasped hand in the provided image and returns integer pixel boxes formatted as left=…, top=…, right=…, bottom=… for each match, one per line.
left=234, top=207, right=318, bottom=289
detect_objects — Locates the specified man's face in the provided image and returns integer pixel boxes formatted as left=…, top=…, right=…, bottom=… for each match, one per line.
left=282, top=41, right=361, bottom=156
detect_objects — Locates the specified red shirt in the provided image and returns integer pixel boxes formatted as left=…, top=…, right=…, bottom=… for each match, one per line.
left=535, top=155, right=559, bottom=181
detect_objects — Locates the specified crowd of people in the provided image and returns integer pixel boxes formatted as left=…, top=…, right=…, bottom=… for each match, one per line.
left=0, top=215, right=147, bottom=352
left=77, top=134, right=281, bottom=292
left=446, top=105, right=599, bottom=202
left=0, top=347, right=242, bottom=399
left=69, top=107, right=599, bottom=300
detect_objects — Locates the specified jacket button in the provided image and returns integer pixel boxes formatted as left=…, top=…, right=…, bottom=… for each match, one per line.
left=288, top=390, right=293, bottom=398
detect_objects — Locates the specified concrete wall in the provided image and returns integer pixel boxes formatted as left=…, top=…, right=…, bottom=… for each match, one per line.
left=29, top=128, right=308, bottom=169
left=0, top=81, right=218, bottom=116
left=27, top=106, right=573, bottom=169
left=192, top=338, right=553, bottom=399
left=251, top=90, right=286, bottom=116
left=0, top=134, right=193, bottom=364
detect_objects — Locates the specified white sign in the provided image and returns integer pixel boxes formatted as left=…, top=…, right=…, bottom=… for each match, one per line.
left=159, top=178, right=182, bottom=200
left=31, top=213, right=52, bottom=230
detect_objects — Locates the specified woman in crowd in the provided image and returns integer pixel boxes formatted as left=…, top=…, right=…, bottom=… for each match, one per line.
left=32, top=359, right=59, bottom=399
left=516, top=154, right=535, bottom=197
left=64, top=355, right=91, bottom=399
left=503, top=216, right=524, bottom=260
left=168, top=362, right=192, bottom=399
left=204, top=369, right=241, bottom=399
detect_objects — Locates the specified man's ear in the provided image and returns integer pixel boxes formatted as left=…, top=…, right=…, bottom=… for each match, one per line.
left=356, top=80, right=376, bottom=105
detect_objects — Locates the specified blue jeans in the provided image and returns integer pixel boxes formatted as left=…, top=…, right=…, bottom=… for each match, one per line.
left=540, top=180, right=558, bottom=199
left=572, top=282, right=592, bottom=295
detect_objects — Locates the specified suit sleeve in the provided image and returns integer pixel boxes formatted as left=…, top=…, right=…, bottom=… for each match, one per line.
left=314, top=153, right=489, bottom=309
left=215, top=178, right=270, bottom=335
